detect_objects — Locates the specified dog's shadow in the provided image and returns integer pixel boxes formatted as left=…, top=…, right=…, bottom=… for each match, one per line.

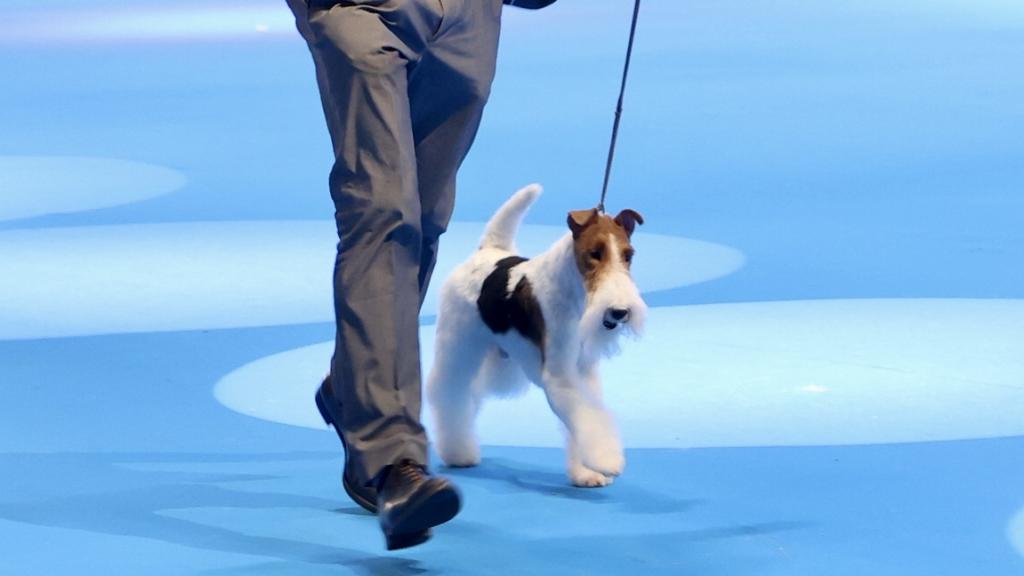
left=443, top=457, right=702, bottom=515
left=445, top=457, right=602, bottom=501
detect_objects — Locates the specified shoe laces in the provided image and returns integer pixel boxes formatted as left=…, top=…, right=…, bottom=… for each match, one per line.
left=381, top=459, right=426, bottom=490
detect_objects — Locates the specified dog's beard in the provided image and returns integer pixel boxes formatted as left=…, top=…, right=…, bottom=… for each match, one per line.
left=579, top=271, right=647, bottom=364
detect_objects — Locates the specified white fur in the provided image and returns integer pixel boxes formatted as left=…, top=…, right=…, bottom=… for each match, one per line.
left=427, top=184, right=647, bottom=487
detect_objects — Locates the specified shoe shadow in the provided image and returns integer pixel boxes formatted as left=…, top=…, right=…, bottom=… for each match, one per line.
left=334, top=506, right=375, bottom=517
left=0, top=452, right=425, bottom=576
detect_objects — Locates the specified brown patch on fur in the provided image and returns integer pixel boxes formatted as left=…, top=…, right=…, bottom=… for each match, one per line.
left=566, top=208, right=644, bottom=294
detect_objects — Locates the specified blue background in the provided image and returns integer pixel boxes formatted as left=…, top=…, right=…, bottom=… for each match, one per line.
left=1, top=1, right=1023, bottom=573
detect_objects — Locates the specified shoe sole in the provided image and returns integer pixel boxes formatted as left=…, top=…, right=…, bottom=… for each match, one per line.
left=386, top=528, right=433, bottom=551
left=315, top=387, right=379, bottom=514
left=385, top=483, right=462, bottom=540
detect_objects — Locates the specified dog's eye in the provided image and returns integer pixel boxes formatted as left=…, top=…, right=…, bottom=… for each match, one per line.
left=623, top=250, right=634, bottom=264
left=589, top=249, right=603, bottom=261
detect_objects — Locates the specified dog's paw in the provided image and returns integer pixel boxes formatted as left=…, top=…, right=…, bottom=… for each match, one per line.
left=581, top=442, right=625, bottom=477
left=569, top=467, right=614, bottom=488
left=437, top=439, right=481, bottom=468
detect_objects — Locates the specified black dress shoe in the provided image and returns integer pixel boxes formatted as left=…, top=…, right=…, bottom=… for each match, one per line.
left=314, top=376, right=378, bottom=513
left=376, top=460, right=462, bottom=551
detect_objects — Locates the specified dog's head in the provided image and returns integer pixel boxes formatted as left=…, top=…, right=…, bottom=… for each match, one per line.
left=567, top=207, right=647, bottom=358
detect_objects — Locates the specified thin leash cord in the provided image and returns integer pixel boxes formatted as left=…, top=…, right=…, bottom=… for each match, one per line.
left=598, top=0, right=642, bottom=214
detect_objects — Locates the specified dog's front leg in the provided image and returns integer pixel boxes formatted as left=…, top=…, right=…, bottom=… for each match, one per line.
left=541, top=367, right=624, bottom=478
left=568, top=364, right=622, bottom=486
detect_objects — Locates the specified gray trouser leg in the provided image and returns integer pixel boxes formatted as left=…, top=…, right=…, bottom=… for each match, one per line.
left=288, top=0, right=502, bottom=486
left=410, top=3, right=502, bottom=303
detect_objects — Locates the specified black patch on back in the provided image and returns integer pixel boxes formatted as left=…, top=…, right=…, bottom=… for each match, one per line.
left=477, top=256, right=545, bottom=350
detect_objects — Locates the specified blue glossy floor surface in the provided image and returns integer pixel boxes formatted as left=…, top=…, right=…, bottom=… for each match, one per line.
left=2, top=1, right=1023, bottom=574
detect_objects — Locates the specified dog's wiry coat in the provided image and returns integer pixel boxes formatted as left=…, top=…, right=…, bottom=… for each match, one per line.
left=427, top=184, right=646, bottom=487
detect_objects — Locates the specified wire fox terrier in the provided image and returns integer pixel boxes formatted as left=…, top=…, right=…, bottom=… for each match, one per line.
left=427, top=184, right=646, bottom=487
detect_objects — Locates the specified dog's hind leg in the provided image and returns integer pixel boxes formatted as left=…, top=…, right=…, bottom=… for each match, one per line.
left=474, top=346, right=529, bottom=399
left=426, top=325, right=489, bottom=468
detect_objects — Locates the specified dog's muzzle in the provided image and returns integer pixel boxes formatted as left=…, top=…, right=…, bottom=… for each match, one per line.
left=603, top=308, right=630, bottom=330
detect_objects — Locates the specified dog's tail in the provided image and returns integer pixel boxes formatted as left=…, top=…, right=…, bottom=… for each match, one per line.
left=479, top=183, right=543, bottom=251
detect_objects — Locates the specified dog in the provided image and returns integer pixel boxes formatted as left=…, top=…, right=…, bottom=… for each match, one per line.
left=426, top=184, right=646, bottom=487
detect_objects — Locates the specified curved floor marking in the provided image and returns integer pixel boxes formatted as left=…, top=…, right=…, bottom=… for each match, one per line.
left=215, top=299, right=1024, bottom=448
left=0, top=156, right=186, bottom=222
left=1010, top=505, right=1024, bottom=558
left=0, top=6, right=295, bottom=44
left=0, top=221, right=743, bottom=340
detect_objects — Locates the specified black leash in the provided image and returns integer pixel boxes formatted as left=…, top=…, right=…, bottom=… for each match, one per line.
left=598, top=0, right=642, bottom=214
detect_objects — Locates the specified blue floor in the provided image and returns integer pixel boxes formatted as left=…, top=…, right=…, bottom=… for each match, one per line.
left=2, top=1, right=1024, bottom=574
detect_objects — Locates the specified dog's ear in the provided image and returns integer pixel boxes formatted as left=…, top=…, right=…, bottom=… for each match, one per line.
left=567, top=208, right=599, bottom=239
left=614, top=209, right=645, bottom=238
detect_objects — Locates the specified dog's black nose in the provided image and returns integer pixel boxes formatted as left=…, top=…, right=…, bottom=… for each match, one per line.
left=610, top=308, right=629, bottom=321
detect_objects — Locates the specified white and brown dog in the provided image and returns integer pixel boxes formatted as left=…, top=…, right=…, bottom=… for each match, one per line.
left=427, top=184, right=646, bottom=487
